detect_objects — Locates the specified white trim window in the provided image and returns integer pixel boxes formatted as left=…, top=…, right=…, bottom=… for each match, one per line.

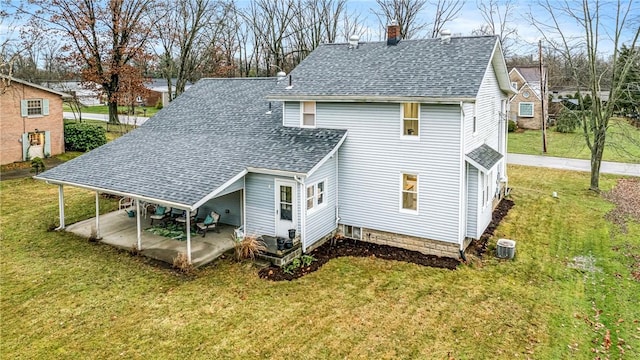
left=518, top=102, right=534, bottom=117
left=306, top=179, right=326, bottom=212
left=401, top=102, right=419, bottom=137
left=301, top=101, right=316, bottom=127
left=27, top=99, right=43, bottom=116
left=472, top=104, right=478, bottom=134
left=400, top=173, right=418, bottom=212
left=481, top=171, right=490, bottom=208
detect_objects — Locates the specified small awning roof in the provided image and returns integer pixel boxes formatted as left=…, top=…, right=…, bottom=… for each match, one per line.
left=465, top=144, right=503, bottom=173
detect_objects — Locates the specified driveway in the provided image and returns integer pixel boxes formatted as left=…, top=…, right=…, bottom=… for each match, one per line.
left=507, top=153, right=640, bottom=177
left=63, top=112, right=149, bottom=126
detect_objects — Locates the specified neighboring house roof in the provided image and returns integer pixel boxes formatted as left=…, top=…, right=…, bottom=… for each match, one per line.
left=510, top=66, right=545, bottom=99
left=1, top=75, right=71, bottom=98
left=465, top=144, right=503, bottom=173
left=36, top=78, right=347, bottom=209
left=146, top=78, right=193, bottom=93
left=268, top=36, right=513, bottom=102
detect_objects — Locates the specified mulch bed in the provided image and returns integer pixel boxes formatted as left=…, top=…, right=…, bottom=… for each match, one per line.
left=259, top=237, right=461, bottom=281
left=467, top=198, right=515, bottom=258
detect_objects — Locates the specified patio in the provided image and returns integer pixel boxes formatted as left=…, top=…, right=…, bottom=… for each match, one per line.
left=66, top=210, right=236, bottom=267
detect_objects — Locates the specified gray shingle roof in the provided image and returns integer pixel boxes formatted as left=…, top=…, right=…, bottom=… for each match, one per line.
left=38, top=78, right=346, bottom=207
left=466, top=144, right=503, bottom=172
left=268, top=36, right=498, bottom=100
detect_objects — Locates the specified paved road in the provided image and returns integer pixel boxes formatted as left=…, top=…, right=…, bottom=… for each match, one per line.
left=63, top=112, right=149, bottom=126
left=507, top=153, right=640, bottom=177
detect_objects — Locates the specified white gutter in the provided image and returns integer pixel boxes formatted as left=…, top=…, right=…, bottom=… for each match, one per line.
left=459, top=102, right=467, bottom=252
left=246, top=167, right=306, bottom=177
left=37, top=177, right=192, bottom=210
left=266, top=95, right=475, bottom=104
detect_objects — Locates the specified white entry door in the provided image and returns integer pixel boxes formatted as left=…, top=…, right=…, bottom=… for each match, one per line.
left=275, top=179, right=296, bottom=238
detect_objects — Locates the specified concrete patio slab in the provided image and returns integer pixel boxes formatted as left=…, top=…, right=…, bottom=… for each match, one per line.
left=65, top=210, right=236, bottom=267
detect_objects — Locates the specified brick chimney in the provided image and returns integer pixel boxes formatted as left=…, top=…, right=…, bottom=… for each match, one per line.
left=387, top=20, right=400, bottom=46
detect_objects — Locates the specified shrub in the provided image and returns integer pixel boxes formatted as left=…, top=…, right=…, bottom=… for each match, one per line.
left=155, top=99, right=163, bottom=110
left=234, top=235, right=267, bottom=261
left=173, top=253, right=193, bottom=273
left=30, top=157, right=45, bottom=175
left=556, top=108, right=583, bottom=133
left=508, top=120, right=517, bottom=132
left=64, top=122, right=107, bottom=152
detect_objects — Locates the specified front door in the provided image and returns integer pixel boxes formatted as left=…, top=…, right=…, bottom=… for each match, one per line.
left=28, top=132, right=45, bottom=159
left=275, top=179, right=296, bottom=238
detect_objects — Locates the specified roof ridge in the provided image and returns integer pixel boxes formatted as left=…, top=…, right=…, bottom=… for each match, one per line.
left=199, top=77, right=277, bottom=81
left=320, top=35, right=497, bottom=46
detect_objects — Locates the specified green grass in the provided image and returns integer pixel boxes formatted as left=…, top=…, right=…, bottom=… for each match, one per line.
left=509, top=118, right=640, bottom=163
left=64, top=104, right=160, bottom=117
left=1, top=167, right=639, bottom=359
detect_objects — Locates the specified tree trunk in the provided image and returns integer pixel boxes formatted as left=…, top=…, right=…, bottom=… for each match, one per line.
left=589, top=126, right=606, bottom=191
left=108, top=100, right=120, bottom=124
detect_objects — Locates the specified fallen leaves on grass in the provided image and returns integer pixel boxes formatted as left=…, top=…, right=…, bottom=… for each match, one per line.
left=603, top=178, right=640, bottom=233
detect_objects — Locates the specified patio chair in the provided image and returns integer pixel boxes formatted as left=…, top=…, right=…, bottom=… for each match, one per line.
left=175, top=209, right=198, bottom=228
left=196, top=211, right=220, bottom=237
left=119, top=197, right=134, bottom=211
left=149, top=205, right=170, bottom=225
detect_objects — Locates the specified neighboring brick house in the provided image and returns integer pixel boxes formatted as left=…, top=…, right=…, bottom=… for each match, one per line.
left=0, top=76, right=70, bottom=165
left=509, top=66, right=548, bottom=129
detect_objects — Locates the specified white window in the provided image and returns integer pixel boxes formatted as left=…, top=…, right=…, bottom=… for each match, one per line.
left=301, top=101, right=316, bottom=127
left=481, top=171, right=490, bottom=208
left=519, top=102, right=534, bottom=117
left=401, top=173, right=418, bottom=212
left=472, top=104, right=478, bottom=134
left=341, top=224, right=362, bottom=240
left=511, top=81, right=518, bottom=90
left=306, top=180, right=326, bottom=212
left=27, top=99, right=43, bottom=116
left=402, top=102, right=419, bottom=137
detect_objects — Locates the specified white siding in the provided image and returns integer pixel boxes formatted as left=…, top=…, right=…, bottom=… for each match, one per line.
left=304, top=155, right=337, bottom=249
left=245, top=173, right=302, bottom=238
left=466, top=165, right=478, bottom=238
left=283, top=101, right=300, bottom=127
left=245, top=173, right=276, bottom=236
left=317, top=102, right=462, bottom=244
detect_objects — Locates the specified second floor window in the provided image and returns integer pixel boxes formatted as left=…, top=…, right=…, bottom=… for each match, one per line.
left=302, top=101, right=316, bottom=127
left=402, top=103, right=419, bottom=136
left=519, top=102, right=534, bottom=117
left=27, top=99, right=43, bottom=116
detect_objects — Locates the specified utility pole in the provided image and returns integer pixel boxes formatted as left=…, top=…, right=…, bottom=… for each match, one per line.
left=539, top=40, right=547, bottom=153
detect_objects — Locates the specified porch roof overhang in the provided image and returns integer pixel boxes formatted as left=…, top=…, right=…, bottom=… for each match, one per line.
left=465, top=144, right=503, bottom=173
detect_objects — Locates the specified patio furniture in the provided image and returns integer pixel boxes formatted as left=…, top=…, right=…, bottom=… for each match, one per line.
left=119, top=197, right=134, bottom=211
left=150, top=205, right=170, bottom=225
left=196, top=211, right=220, bottom=237
left=175, top=209, right=198, bottom=228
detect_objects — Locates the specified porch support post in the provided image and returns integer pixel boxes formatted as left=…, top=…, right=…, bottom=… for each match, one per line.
left=57, top=184, right=65, bottom=230
left=186, top=211, right=192, bottom=264
left=95, top=192, right=100, bottom=239
left=136, top=200, right=141, bottom=251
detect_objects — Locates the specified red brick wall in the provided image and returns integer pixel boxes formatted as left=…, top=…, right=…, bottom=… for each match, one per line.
left=0, top=82, right=65, bottom=165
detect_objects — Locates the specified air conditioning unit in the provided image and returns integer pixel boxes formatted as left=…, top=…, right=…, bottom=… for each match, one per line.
left=496, top=239, right=516, bottom=259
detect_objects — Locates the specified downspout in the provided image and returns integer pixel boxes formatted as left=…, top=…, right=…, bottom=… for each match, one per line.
left=335, top=151, right=340, bottom=226
left=459, top=102, right=467, bottom=259
left=293, top=175, right=306, bottom=252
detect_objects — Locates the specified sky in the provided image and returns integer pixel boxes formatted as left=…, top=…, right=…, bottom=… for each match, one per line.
left=2, top=0, right=638, bottom=59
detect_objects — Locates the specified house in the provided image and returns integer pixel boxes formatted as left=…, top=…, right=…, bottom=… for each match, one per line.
left=44, top=81, right=102, bottom=106
left=0, top=76, right=70, bottom=165
left=509, top=66, right=548, bottom=129
left=141, top=79, right=193, bottom=107
left=35, top=26, right=513, bottom=265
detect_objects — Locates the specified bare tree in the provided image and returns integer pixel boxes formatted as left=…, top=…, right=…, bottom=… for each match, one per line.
left=473, top=0, right=518, bottom=57
left=530, top=0, right=639, bottom=191
left=25, top=0, right=156, bottom=124
left=372, top=0, right=429, bottom=39
left=427, top=0, right=464, bottom=38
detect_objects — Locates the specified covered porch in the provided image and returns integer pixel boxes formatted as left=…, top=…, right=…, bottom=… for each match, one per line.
left=66, top=210, right=236, bottom=267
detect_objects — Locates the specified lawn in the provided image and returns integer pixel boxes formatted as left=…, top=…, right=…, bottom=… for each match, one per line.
left=509, top=118, right=640, bottom=163
left=1, top=166, right=639, bottom=359
left=64, top=104, right=160, bottom=117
